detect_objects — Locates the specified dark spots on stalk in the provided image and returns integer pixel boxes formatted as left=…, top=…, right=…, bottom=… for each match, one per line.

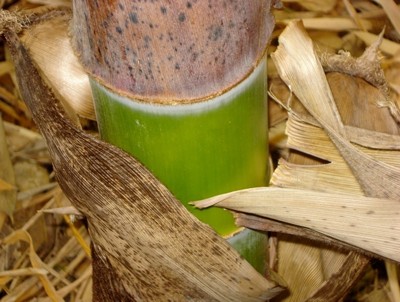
left=149, top=23, right=154, bottom=28
left=160, top=6, right=167, bottom=14
left=84, top=12, right=88, bottom=22
left=115, top=26, right=123, bottom=34
left=104, top=57, right=111, bottom=68
left=366, top=210, right=375, bottom=215
left=178, top=12, right=186, bottom=22
left=87, top=36, right=95, bottom=51
left=175, top=63, right=180, bottom=70
left=143, top=35, right=151, bottom=49
left=118, top=3, right=124, bottom=10
left=158, top=33, right=164, bottom=41
left=186, top=1, right=192, bottom=8
left=101, top=20, right=109, bottom=28
left=191, top=52, right=199, bottom=62
left=167, top=55, right=173, bottom=61
left=208, top=25, right=223, bottom=41
left=129, top=12, right=139, bottom=24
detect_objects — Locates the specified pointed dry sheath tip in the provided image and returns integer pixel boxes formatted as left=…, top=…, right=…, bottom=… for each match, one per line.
left=0, top=10, right=30, bottom=36
left=193, top=189, right=257, bottom=209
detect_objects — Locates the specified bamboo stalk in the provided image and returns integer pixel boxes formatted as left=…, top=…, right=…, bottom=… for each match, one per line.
left=82, top=1, right=275, bottom=274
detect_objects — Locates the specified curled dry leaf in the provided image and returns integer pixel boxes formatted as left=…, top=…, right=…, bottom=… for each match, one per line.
left=19, top=10, right=95, bottom=121
left=272, top=20, right=400, bottom=200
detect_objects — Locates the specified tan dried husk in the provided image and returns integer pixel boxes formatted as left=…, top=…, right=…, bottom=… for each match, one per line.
left=197, top=20, right=400, bottom=301
left=18, top=9, right=95, bottom=121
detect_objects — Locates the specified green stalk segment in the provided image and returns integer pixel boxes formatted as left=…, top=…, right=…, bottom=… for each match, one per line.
left=91, top=59, right=268, bottom=272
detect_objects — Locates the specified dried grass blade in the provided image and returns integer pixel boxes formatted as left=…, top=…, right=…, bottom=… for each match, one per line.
left=353, top=31, right=400, bottom=55
left=0, top=268, right=47, bottom=285
left=343, top=0, right=367, bottom=30
left=195, top=187, right=400, bottom=263
left=375, top=0, right=400, bottom=35
left=280, top=18, right=373, bottom=32
left=2, top=230, right=64, bottom=302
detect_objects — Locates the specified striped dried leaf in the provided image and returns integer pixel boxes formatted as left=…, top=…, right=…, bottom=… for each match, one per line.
left=195, top=187, right=400, bottom=263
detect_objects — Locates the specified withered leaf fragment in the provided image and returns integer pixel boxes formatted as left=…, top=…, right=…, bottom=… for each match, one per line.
left=272, top=21, right=400, bottom=200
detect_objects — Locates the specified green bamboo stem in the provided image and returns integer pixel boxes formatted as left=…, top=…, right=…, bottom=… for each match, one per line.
left=72, top=0, right=274, bottom=275
left=91, top=59, right=269, bottom=273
